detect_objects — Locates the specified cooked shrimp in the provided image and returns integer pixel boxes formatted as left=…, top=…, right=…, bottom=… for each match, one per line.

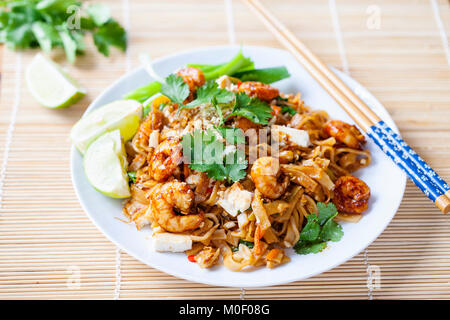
left=238, top=81, right=279, bottom=102
left=324, top=120, right=366, bottom=149
left=332, top=175, right=370, bottom=214
left=150, top=180, right=204, bottom=233
left=177, top=67, right=205, bottom=101
left=251, top=156, right=289, bottom=199
left=130, top=104, right=164, bottom=153
left=150, top=137, right=183, bottom=182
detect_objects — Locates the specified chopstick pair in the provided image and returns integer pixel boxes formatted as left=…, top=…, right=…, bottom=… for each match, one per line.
left=242, top=0, right=450, bottom=213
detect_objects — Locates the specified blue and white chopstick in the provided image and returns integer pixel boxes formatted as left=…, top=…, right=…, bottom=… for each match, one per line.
left=367, top=121, right=450, bottom=205
left=244, top=0, right=450, bottom=213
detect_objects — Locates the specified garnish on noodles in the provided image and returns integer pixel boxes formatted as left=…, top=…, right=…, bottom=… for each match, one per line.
left=121, top=52, right=371, bottom=271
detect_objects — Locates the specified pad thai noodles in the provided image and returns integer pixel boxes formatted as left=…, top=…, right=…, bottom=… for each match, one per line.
left=122, top=54, right=371, bottom=271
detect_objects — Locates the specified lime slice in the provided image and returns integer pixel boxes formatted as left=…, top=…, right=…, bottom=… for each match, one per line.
left=26, top=53, right=86, bottom=108
left=84, top=130, right=131, bottom=198
left=71, top=99, right=142, bottom=154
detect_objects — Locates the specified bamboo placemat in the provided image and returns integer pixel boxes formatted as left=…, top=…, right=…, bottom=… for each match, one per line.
left=0, top=0, right=449, bottom=299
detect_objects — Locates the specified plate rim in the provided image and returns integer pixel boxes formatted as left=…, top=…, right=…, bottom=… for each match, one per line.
left=70, top=44, right=407, bottom=287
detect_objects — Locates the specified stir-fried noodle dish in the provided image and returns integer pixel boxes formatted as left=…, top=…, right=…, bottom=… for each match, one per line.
left=120, top=53, right=372, bottom=271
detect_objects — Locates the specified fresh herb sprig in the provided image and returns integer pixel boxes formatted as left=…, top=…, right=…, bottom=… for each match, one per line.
left=226, top=92, right=273, bottom=125
left=181, top=128, right=247, bottom=183
left=185, top=81, right=235, bottom=109
left=294, top=202, right=344, bottom=255
left=0, top=1, right=127, bottom=63
left=281, top=105, right=297, bottom=115
left=232, top=240, right=254, bottom=252
left=160, top=74, right=189, bottom=105
left=127, top=171, right=136, bottom=184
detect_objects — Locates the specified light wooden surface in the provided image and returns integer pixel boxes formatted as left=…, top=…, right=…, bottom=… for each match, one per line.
left=0, top=0, right=449, bottom=299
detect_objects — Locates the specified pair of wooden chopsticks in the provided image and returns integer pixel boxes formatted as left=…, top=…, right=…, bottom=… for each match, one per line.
left=242, top=0, right=450, bottom=213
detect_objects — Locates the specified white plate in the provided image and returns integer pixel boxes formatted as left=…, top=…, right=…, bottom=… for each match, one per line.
left=71, top=45, right=406, bottom=287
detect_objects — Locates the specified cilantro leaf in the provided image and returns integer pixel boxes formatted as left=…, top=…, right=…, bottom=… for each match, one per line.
left=185, top=81, right=235, bottom=109
left=57, top=26, right=77, bottom=63
left=210, top=96, right=224, bottom=124
left=239, top=240, right=254, bottom=249
left=31, top=21, right=57, bottom=53
left=319, top=213, right=343, bottom=242
left=127, top=171, right=136, bottom=184
left=294, top=240, right=327, bottom=255
left=160, top=74, right=190, bottom=105
left=281, top=105, right=297, bottom=115
left=181, top=128, right=247, bottom=182
left=216, top=126, right=245, bottom=145
left=317, top=202, right=338, bottom=226
left=0, top=1, right=127, bottom=62
left=227, top=92, right=273, bottom=125
left=93, top=19, right=127, bottom=57
left=87, top=3, right=111, bottom=27
left=299, top=214, right=320, bottom=241
left=223, top=151, right=247, bottom=182
left=232, top=239, right=255, bottom=252
left=294, top=202, right=344, bottom=255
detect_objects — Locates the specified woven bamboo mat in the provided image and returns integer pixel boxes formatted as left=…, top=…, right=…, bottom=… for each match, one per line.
left=0, top=0, right=449, bottom=299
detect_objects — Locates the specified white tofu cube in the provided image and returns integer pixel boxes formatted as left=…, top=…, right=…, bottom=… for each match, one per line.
left=218, top=182, right=253, bottom=217
left=152, top=232, right=192, bottom=252
left=272, top=125, right=311, bottom=147
left=148, top=130, right=160, bottom=148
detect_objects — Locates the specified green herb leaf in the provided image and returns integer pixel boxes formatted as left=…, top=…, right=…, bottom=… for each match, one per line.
left=227, top=92, right=273, bottom=125
left=0, top=1, right=127, bottom=62
left=181, top=128, right=247, bottom=182
left=87, top=3, right=111, bottom=26
left=31, top=21, right=56, bottom=53
left=160, top=74, right=189, bottom=105
left=299, top=214, right=321, bottom=241
left=4, top=7, right=36, bottom=49
left=127, top=171, right=136, bottom=184
left=319, top=213, right=343, bottom=242
left=185, top=81, right=235, bottom=109
left=239, top=240, right=254, bottom=249
left=93, top=19, right=127, bottom=57
left=294, top=240, right=327, bottom=255
left=57, top=26, right=77, bottom=63
left=216, top=126, right=245, bottom=145
left=317, top=202, right=338, bottom=226
left=281, top=105, right=297, bottom=115
left=232, top=66, right=290, bottom=84
left=294, top=202, right=344, bottom=255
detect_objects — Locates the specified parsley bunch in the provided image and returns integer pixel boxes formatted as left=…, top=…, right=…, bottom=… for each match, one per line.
left=0, top=1, right=127, bottom=63
left=294, top=202, right=344, bottom=255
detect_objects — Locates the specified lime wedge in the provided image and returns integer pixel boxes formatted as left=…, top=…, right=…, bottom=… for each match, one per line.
left=26, top=53, right=86, bottom=108
left=84, top=130, right=131, bottom=198
left=71, top=99, right=142, bottom=154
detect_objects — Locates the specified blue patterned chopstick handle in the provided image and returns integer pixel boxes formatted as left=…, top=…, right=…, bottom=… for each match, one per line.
left=367, top=121, right=449, bottom=202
